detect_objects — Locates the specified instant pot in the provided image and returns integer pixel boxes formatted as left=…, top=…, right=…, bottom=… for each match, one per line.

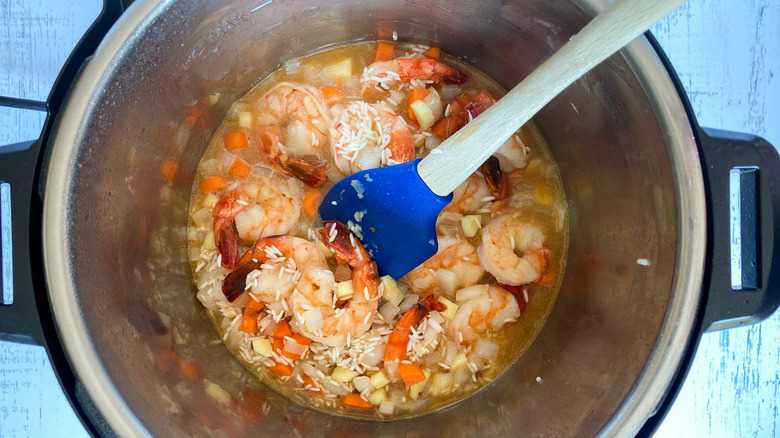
left=1, top=0, right=778, bottom=436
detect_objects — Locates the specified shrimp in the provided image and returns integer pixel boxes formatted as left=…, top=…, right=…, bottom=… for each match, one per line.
left=443, top=156, right=508, bottom=216
left=450, top=284, right=521, bottom=346
left=406, top=237, right=484, bottom=296
left=254, top=82, right=332, bottom=186
left=438, top=90, right=530, bottom=171
left=211, top=168, right=303, bottom=267
left=384, top=294, right=445, bottom=374
left=221, top=235, right=326, bottom=303
left=287, top=221, right=381, bottom=347
left=361, top=57, right=468, bottom=96
left=330, top=101, right=415, bottom=175
left=478, top=214, right=550, bottom=286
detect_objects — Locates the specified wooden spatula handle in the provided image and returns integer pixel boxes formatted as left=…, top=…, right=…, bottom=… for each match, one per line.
left=417, top=0, right=687, bottom=196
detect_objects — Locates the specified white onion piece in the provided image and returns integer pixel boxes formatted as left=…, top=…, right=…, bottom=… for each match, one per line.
left=353, top=376, right=372, bottom=393
left=285, top=58, right=301, bottom=75
left=329, top=102, right=346, bottom=119
left=302, top=64, right=318, bottom=85
left=342, top=76, right=361, bottom=98
left=443, top=341, right=458, bottom=365
left=436, top=211, right=463, bottom=236
left=423, top=324, right=439, bottom=345
left=425, top=134, right=442, bottom=151
left=422, top=86, right=443, bottom=120
left=471, top=337, right=499, bottom=361
left=398, top=294, right=419, bottom=313
left=284, top=339, right=308, bottom=356
left=455, top=284, right=489, bottom=302
left=318, top=70, right=337, bottom=86
left=379, top=301, right=400, bottom=322
left=262, top=320, right=278, bottom=337
left=435, top=269, right=458, bottom=297
left=378, top=400, right=396, bottom=415
left=453, top=366, right=471, bottom=385
left=191, top=208, right=212, bottom=228
left=440, top=84, right=460, bottom=100
left=359, top=342, right=385, bottom=367
left=301, top=363, right=319, bottom=378
left=199, top=158, right=221, bottom=177
left=422, top=351, right=444, bottom=368
left=320, top=378, right=350, bottom=396
left=428, top=311, right=445, bottom=325
left=302, top=308, right=323, bottom=331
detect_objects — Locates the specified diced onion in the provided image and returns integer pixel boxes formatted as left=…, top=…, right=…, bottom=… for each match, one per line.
left=455, top=284, right=489, bottom=302
left=440, top=84, right=461, bottom=100
left=302, top=308, right=324, bottom=331
left=379, top=301, right=401, bottom=322
left=284, top=339, right=308, bottom=356
left=353, top=376, right=372, bottom=393
left=359, top=343, right=386, bottom=367
left=191, top=208, right=212, bottom=228
left=398, top=294, right=419, bottom=313
left=425, top=134, right=442, bottom=151
left=285, top=58, right=302, bottom=75
left=378, top=400, right=396, bottom=415
left=342, top=76, right=361, bottom=98
left=320, top=378, right=350, bottom=396
left=199, top=158, right=221, bottom=177
left=435, top=269, right=458, bottom=297
left=471, top=337, right=499, bottom=361
left=421, top=86, right=443, bottom=120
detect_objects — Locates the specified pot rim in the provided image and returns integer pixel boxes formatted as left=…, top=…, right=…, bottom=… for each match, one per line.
left=42, top=0, right=707, bottom=436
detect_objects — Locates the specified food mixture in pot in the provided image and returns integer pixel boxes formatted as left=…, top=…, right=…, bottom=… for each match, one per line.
left=188, top=41, right=567, bottom=417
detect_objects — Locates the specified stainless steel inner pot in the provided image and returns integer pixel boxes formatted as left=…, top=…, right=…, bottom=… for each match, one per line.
left=43, top=0, right=707, bottom=436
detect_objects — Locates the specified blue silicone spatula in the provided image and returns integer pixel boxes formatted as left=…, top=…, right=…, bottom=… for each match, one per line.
left=319, top=0, right=686, bottom=279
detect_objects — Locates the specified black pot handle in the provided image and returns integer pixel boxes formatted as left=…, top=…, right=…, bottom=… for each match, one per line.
left=0, top=0, right=129, bottom=344
left=698, top=127, right=780, bottom=332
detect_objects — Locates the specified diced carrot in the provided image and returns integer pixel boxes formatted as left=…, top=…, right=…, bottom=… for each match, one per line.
left=224, top=130, right=249, bottom=150
left=246, top=298, right=265, bottom=313
left=342, top=393, right=373, bottom=408
left=374, top=41, right=395, bottom=62
left=431, top=118, right=448, bottom=138
left=185, top=106, right=203, bottom=129
left=423, top=47, right=441, bottom=60
left=239, top=299, right=264, bottom=333
left=273, top=337, right=285, bottom=354
left=291, top=333, right=312, bottom=346
left=273, top=319, right=293, bottom=339
left=398, top=362, right=426, bottom=386
left=537, top=271, right=555, bottom=286
left=177, top=357, right=200, bottom=380
left=302, top=376, right=322, bottom=393
left=303, top=188, right=321, bottom=217
left=200, top=176, right=226, bottom=194
left=269, top=361, right=294, bottom=377
left=161, top=157, right=177, bottom=183
left=228, top=158, right=253, bottom=179
left=406, top=86, right=430, bottom=123
left=155, top=349, right=178, bottom=373
left=320, top=86, right=345, bottom=104
left=239, top=314, right=258, bottom=333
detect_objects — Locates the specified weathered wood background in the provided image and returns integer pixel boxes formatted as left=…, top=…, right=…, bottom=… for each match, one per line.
left=0, top=0, right=778, bottom=436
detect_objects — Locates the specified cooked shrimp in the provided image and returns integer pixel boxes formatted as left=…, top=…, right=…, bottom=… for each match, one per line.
left=406, top=237, right=484, bottom=296
left=478, top=215, right=550, bottom=286
left=330, top=101, right=415, bottom=175
left=288, top=221, right=381, bottom=347
left=450, top=284, right=521, bottom=346
left=221, top=235, right=326, bottom=303
left=444, top=173, right=493, bottom=215
left=384, top=294, right=445, bottom=374
left=254, top=82, right=331, bottom=186
left=211, top=169, right=303, bottom=267
left=361, top=57, right=468, bottom=95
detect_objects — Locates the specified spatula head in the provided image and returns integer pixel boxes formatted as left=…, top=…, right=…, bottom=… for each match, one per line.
left=319, top=159, right=453, bottom=279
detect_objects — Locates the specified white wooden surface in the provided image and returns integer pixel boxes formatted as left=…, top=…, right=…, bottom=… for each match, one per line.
left=0, top=1, right=778, bottom=437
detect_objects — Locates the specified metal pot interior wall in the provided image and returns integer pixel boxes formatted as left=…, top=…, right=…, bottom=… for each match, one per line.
left=46, top=0, right=701, bottom=436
